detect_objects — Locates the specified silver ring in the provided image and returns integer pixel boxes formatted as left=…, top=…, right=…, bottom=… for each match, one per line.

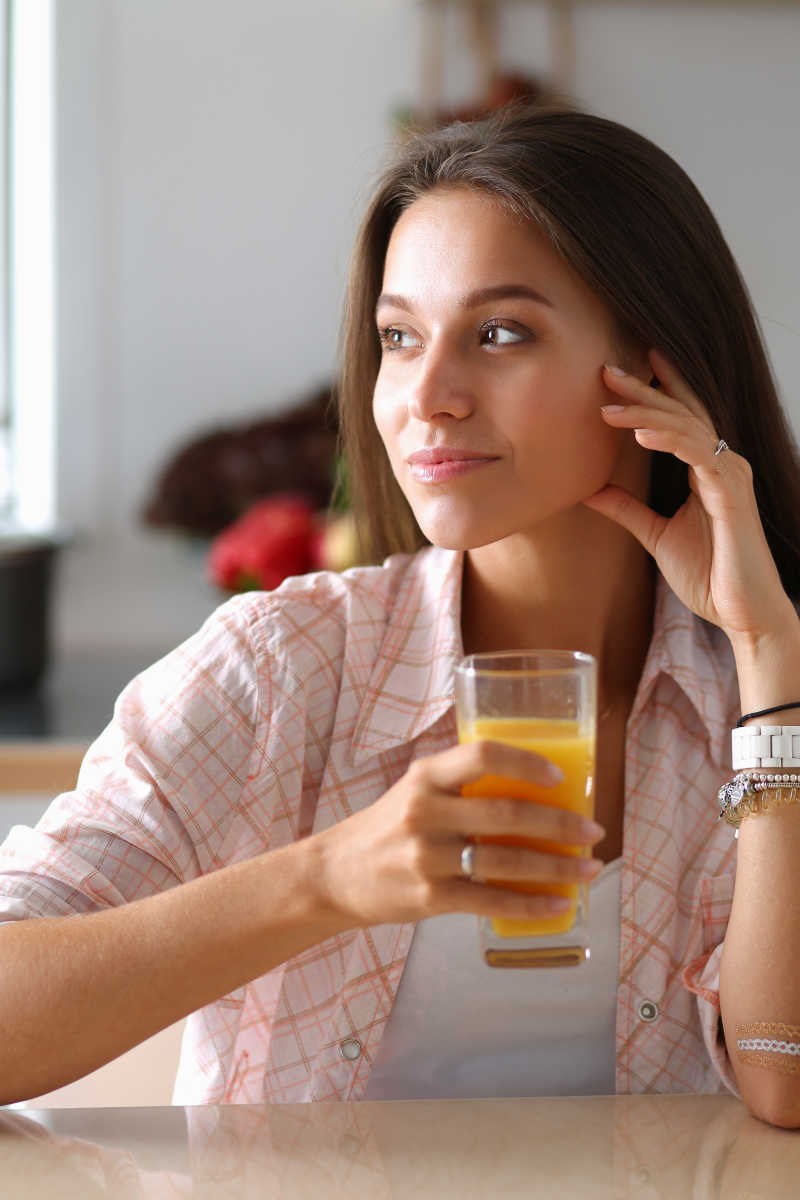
left=714, top=438, right=729, bottom=456
left=460, top=842, right=475, bottom=880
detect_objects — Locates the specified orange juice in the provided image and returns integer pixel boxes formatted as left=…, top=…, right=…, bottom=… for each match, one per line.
left=459, top=717, right=595, bottom=938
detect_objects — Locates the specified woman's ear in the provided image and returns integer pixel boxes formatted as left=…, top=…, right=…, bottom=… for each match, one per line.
left=612, top=332, right=655, bottom=387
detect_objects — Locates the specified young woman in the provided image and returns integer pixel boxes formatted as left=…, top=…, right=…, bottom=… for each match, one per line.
left=2, top=102, right=800, bottom=1124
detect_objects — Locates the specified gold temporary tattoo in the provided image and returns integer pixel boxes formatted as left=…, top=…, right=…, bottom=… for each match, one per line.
left=736, top=1022, right=800, bottom=1076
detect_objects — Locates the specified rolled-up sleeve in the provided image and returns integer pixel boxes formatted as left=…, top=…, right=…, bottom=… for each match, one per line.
left=0, top=594, right=263, bottom=924
left=682, top=945, right=742, bottom=1100
left=681, top=859, right=743, bottom=1099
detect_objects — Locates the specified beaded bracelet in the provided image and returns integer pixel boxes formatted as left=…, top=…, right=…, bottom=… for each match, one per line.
left=718, top=772, right=800, bottom=836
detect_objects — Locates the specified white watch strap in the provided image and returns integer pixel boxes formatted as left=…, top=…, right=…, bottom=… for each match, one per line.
left=732, top=725, right=800, bottom=770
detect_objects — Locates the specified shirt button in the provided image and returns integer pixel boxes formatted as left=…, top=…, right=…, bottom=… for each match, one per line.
left=638, top=1000, right=659, bottom=1023
left=339, top=1037, right=363, bottom=1061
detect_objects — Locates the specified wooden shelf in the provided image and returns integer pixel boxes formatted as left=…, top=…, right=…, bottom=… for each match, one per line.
left=0, top=741, right=88, bottom=794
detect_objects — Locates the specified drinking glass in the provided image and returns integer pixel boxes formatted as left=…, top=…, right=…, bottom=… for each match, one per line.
left=454, top=650, right=597, bottom=968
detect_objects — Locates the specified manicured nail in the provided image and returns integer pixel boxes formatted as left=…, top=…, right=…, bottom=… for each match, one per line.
left=604, top=363, right=627, bottom=376
left=581, top=819, right=606, bottom=839
left=546, top=763, right=566, bottom=784
left=601, top=404, right=626, bottom=413
left=579, top=858, right=604, bottom=878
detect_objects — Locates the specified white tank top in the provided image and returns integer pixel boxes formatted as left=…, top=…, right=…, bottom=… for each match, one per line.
left=362, top=856, right=622, bottom=1100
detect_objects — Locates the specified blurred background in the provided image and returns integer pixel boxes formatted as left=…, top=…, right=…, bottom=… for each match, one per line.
left=1, top=0, right=799, bottom=1110
left=1, top=0, right=799, bottom=662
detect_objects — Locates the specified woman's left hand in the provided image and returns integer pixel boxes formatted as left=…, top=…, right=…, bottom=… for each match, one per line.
left=583, top=347, right=793, bottom=644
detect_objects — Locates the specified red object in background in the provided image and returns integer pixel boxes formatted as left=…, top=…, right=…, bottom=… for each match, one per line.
left=207, top=493, right=322, bottom=593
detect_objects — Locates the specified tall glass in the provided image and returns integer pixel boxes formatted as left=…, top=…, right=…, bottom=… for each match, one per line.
left=454, top=650, right=597, bottom=968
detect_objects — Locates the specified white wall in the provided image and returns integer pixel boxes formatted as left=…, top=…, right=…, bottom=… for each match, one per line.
left=52, top=0, right=800, bottom=654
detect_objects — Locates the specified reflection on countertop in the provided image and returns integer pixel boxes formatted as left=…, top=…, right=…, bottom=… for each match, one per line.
left=0, top=648, right=172, bottom=742
left=1, top=1094, right=799, bottom=1198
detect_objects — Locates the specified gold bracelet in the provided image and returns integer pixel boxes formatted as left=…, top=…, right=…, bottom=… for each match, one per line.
left=721, top=783, right=800, bottom=833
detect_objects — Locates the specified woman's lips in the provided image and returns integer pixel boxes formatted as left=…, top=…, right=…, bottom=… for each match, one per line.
left=407, top=451, right=501, bottom=484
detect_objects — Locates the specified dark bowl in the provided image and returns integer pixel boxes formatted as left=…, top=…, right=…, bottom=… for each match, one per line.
left=0, top=530, right=71, bottom=691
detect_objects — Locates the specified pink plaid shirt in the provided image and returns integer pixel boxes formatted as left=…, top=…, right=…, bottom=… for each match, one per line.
left=0, top=546, right=741, bottom=1104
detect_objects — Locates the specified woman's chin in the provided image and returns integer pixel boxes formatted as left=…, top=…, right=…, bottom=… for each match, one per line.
left=418, top=521, right=506, bottom=553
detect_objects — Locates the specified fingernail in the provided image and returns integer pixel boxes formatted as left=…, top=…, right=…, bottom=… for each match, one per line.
left=548, top=896, right=572, bottom=912
left=579, top=858, right=604, bottom=877
left=601, top=404, right=626, bottom=413
left=581, top=819, right=606, bottom=839
left=546, top=763, right=565, bottom=783
left=604, top=363, right=627, bottom=376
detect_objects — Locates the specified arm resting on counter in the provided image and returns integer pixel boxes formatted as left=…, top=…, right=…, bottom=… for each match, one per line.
left=719, top=621, right=800, bottom=1129
left=0, top=836, right=347, bottom=1105
left=719, top=800, right=800, bottom=1129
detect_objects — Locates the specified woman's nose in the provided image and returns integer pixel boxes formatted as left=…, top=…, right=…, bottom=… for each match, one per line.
left=407, top=342, right=474, bottom=423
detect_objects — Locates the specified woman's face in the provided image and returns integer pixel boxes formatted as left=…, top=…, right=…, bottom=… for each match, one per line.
left=372, top=186, right=650, bottom=550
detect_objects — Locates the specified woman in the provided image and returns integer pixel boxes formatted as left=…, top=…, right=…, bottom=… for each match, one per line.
left=2, top=102, right=800, bottom=1123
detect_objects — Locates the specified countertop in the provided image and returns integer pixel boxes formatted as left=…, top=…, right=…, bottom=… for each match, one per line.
left=1, top=1094, right=799, bottom=1197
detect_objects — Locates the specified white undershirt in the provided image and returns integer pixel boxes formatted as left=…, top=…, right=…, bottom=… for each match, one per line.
left=362, top=856, right=623, bottom=1100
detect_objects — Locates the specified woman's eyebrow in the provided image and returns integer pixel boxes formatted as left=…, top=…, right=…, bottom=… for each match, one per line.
left=375, top=283, right=555, bottom=318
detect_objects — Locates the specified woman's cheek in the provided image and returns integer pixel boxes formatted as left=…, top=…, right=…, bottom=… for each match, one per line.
left=373, top=393, right=409, bottom=485
left=371, top=387, right=394, bottom=446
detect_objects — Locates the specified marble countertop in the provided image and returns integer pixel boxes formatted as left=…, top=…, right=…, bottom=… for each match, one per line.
left=1, top=1094, right=798, bottom=1197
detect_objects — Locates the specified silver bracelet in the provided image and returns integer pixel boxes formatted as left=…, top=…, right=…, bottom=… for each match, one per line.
left=737, top=1038, right=800, bottom=1056
left=717, top=771, right=800, bottom=836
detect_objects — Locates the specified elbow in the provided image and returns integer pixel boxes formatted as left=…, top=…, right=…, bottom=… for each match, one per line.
left=0, top=1056, right=33, bottom=1108
left=729, top=1037, right=800, bottom=1129
left=743, top=1087, right=800, bottom=1130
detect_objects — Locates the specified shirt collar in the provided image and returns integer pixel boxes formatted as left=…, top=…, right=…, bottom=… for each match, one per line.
left=350, top=548, right=736, bottom=769
left=350, top=546, right=464, bottom=766
left=630, top=574, right=736, bottom=767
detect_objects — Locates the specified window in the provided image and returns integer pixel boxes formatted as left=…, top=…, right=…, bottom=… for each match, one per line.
left=1, top=0, right=54, bottom=532
left=0, top=1, right=10, bottom=520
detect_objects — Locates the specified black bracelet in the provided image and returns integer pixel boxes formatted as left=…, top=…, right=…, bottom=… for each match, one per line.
left=736, top=701, right=800, bottom=728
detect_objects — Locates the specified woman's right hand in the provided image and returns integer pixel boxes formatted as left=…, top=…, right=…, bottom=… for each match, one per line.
left=311, top=739, right=606, bottom=930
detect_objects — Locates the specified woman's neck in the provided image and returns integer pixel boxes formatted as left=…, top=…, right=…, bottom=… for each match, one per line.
left=460, top=506, right=656, bottom=707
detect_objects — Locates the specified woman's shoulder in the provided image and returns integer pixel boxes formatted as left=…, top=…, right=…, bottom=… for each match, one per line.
left=116, top=547, right=446, bottom=720
left=216, top=545, right=444, bottom=658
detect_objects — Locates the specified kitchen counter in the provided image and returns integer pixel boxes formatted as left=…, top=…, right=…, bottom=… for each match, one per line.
left=1, top=1094, right=798, bottom=1197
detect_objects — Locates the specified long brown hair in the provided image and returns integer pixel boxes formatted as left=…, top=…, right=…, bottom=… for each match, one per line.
left=336, top=100, right=800, bottom=599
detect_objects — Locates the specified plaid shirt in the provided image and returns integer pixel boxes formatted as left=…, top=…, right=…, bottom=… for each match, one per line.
left=0, top=546, right=741, bottom=1104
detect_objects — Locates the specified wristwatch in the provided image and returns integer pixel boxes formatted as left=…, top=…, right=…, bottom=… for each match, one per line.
left=732, top=725, right=800, bottom=770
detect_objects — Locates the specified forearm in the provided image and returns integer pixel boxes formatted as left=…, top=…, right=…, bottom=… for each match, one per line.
left=719, top=610, right=800, bottom=1128
left=0, top=835, right=347, bottom=1104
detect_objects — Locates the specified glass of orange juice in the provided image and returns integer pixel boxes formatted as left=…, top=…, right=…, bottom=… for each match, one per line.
left=454, top=650, right=597, bottom=968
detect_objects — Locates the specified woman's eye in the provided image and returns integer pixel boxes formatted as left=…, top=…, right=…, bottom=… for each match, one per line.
left=378, top=326, right=420, bottom=351
left=482, top=322, right=526, bottom=347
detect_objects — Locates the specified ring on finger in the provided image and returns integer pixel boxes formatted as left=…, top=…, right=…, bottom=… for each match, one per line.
left=460, top=840, right=476, bottom=881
